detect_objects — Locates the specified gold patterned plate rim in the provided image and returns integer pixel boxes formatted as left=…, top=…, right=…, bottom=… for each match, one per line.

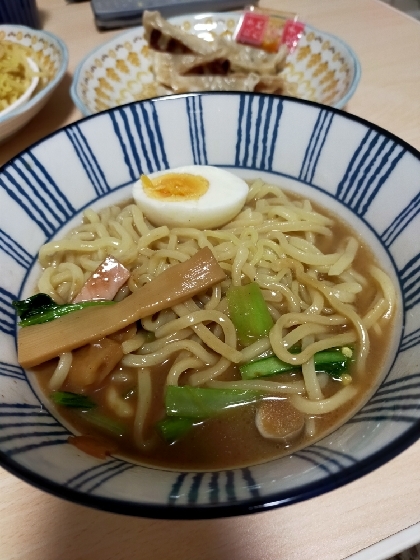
left=70, top=13, right=361, bottom=115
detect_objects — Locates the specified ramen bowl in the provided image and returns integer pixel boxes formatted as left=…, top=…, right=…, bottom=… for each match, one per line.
left=70, top=12, right=360, bottom=116
left=0, top=92, right=419, bottom=519
left=0, top=24, right=68, bottom=143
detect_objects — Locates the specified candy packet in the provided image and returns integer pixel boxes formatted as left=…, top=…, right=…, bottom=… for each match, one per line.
left=234, top=6, right=305, bottom=54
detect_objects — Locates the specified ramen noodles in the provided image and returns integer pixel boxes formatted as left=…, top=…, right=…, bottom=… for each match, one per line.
left=14, top=169, right=396, bottom=470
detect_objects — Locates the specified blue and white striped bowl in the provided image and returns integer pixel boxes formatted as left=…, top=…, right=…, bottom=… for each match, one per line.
left=0, top=92, right=418, bottom=518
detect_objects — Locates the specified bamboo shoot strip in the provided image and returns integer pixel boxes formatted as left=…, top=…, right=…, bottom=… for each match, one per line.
left=17, top=247, right=226, bottom=369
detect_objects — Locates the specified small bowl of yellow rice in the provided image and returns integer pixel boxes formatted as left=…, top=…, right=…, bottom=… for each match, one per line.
left=0, top=24, right=68, bottom=143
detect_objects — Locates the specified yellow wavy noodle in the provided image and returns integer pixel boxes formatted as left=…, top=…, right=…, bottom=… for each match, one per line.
left=49, top=352, right=72, bottom=390
left=37, top=180, right=396, bottom=448
left=106, top=386, right=134, bottom=418
left=133, top=368, right=155, bottom=449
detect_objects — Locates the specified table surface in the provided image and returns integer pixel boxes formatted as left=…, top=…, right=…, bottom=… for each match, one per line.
left=1, top=1, right=420, bottom=559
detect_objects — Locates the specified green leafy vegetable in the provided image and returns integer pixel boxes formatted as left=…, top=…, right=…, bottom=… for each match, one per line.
left=77, top=409, right=126, bottom=437
left=13, top=293, right=116, bottom=327
left=157, top=416, right=199, bottom=443
left=165, top=385, right=261, bottom=419
left=226, top=282, right=274, bottom=346
left=143, top=330, right=155, bottom=343
left=50, top=392, right=125, bottom=436
left=50, top=391, right=96, bottom=409
left=239, top=348, right=353, bottom=380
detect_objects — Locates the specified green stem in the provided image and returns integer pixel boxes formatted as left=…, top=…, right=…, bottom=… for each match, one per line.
left=165, top=385, right=261, bottom=419
left=239, top=348, right=352, bottom=380
left=13, top=293, right=116, bottom=327
left=50, top=391, right=96, bottom=409
left=226, top=282, right=274, bottom=346
left=157, top=416, right=199, bottom=443
left=77, top=409, right=126, bottom=437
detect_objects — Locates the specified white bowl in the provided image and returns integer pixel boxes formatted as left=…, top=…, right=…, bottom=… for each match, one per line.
left=70, top=13, right=361, bottom=116
left=0, top=92, right=418, bottom=519
left=0, top=25, right=68, bottom=143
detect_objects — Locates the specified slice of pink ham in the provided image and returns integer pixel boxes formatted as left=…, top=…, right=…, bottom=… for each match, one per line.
left=73, top=257, right=130, bottom=303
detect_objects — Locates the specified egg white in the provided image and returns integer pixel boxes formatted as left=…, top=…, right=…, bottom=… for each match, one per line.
left=132, top=165, right=249, bottom=229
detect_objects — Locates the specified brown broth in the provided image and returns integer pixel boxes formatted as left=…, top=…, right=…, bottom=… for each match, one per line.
left=31, top=192, right=396, bottom=471
left=34, top=320, right=391, bottom=471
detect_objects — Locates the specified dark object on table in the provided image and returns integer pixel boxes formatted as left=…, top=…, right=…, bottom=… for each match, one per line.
left=0, top=0, right=40, bottom=28
left=90, top=0, right=247, bottom=30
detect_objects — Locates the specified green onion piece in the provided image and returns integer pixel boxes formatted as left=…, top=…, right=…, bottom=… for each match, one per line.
left=239, top=348, right=352, bottom=380
left=77, top=409, right=126, bottom=437
left=157, top=416, right=198, bottom=443
left=12, top=293, right=116, bottom=327
left=165, top=385, right=261, bottom=419
left=240, top=356, right=299, bottom=379
left=315, top=349, right=352, bottom=372
left=226, top=282, right=274, bottom=346
left=50, top=391, right=96, bottom=409
left=143, top=330, right=155, bottom=343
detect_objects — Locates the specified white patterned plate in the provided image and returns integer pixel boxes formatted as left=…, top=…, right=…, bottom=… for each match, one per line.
left=70, top=13, right=361, bottom=115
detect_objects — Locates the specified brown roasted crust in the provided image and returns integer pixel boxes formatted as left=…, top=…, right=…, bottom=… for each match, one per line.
left=142, top=10, right=289, bottom=97
left=143, top=11, right=218, bottom=55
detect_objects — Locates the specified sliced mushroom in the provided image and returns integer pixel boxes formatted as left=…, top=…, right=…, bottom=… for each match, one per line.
left=256, top=398, right=305, bottom=442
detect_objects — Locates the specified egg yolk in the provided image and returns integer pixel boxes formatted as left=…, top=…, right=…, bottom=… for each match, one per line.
left=141, top=173, right=209, bottom=201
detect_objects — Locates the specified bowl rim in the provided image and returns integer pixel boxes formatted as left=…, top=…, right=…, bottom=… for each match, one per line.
left=69, top=14, right=361, bottom=116
left=0, top=24, right=69, bottom=124
left=1, top=413, right=418, bottom=520
left=0, top=91, right=418, bottom=520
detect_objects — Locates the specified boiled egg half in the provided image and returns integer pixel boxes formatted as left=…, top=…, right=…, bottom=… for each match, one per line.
left=132, top=165, right=249, bottom=229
